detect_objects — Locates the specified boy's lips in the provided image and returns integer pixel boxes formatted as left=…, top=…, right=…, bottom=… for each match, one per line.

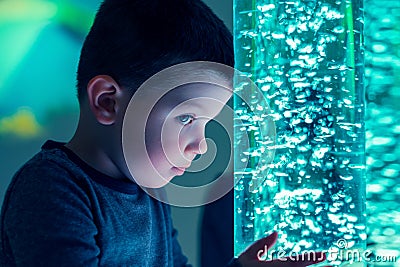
left=172, top=167, right=186, bottom=175
left=172, top=165, right=191, bottom=175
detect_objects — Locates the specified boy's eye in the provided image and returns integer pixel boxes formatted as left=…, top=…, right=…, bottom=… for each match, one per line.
left=177, top=115, right=195, bottom=125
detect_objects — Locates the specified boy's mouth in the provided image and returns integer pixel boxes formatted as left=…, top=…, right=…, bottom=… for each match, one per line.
left=172, top=166, right=189, bottom=176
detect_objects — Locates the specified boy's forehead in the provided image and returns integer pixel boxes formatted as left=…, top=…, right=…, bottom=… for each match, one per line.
left=168, top=82, right=231, bottom=99
left=141, top=62, right=234, bottom=94
left=153, top=82, right=231, bottom=108
left=124, top=62, right=235, bottom=116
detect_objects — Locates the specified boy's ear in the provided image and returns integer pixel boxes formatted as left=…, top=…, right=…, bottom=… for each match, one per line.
left=86, top=75, right=122, bottom=125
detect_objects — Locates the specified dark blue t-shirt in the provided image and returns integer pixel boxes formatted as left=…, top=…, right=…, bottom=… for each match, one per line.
left=1, top=141, right=192, bottom=266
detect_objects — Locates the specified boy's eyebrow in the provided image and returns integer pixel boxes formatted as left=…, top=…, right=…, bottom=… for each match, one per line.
left=177, top=100, right=227, bottom=120
left=178, top=101, right=205, bottom=111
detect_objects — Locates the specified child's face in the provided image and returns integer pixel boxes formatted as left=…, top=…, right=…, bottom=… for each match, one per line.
left=123, top=83, right=232, bottom=188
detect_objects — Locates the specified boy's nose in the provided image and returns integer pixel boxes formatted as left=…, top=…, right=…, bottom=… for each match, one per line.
left=185, top=136, right=208, bottom=157
left=198, top=139, right=208, bottom=155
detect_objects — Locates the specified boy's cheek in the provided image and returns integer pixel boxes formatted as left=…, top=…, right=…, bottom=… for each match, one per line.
left=123, top=148, right=172, bottom=188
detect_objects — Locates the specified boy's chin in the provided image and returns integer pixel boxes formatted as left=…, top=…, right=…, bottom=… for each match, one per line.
left=127, top=171, right=174, bottom=189
left=144, top=178, right=173, bottom=189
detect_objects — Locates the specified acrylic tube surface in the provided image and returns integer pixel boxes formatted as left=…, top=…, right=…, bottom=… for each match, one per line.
left=233, top=1, right=366, bottom=265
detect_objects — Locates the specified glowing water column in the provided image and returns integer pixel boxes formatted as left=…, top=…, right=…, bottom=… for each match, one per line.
left=233, top=0, right=366, bottom=265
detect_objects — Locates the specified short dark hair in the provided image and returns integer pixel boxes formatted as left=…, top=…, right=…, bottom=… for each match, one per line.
left=76, top=0, right=234, bottom=103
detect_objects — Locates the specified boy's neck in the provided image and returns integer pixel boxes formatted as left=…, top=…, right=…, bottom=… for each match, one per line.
left=65, top=128, right=126, bottom=181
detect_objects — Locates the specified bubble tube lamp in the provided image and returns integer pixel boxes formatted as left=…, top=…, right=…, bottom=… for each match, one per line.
left=233, top=0, right=366, bottom=265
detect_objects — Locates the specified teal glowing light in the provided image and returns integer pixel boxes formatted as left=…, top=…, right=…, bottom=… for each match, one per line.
left=0, top=0, right=94, bottom=138
left=365, top=0, right=400, bottom=264
left=233, top=0, right=366, bottom=265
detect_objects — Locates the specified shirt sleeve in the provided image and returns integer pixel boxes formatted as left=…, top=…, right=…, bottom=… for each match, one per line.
left=171, top=224, right=193, bottom=267
left=2, top=160, right=100, bottom=266
left=161, top=201, right=192, bottom=267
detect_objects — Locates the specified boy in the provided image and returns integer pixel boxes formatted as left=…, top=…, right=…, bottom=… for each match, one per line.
left=1, top=0, right=325, bottom=266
